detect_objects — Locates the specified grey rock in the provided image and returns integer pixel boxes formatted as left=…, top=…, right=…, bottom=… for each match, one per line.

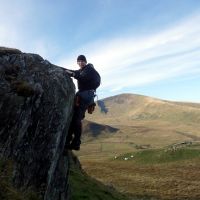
left=0, top=46, right=22, bottom=56
left=0, top=47, right=75, bottom=200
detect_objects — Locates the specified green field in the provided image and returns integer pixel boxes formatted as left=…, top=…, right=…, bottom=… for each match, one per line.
left=78, top=145, right=200, bottom=200
left=116, top=148, right=200, bottom=164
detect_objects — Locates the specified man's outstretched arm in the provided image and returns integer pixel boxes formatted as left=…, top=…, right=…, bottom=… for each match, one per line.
left=65, top=69, right=75, bottom=77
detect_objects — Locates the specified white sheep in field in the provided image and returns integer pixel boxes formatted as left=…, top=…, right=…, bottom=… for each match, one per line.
left=131, top=155, right=134, bottom=158
left=124, top=157, right=128, bottom=161
left=114, top=156, right=117, bottom=159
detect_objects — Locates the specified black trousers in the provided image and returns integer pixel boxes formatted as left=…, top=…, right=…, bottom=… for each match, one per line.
left=65, top=90, right=95, bottom=146
left=66, top=104, right=87, bottom=146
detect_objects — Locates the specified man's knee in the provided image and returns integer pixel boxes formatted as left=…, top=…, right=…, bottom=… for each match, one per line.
left=74, top=108, right=86, bottom=121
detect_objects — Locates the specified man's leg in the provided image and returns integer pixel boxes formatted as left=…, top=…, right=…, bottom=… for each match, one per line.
left=70, top=118, right=82, bottom=148
left=70, top=105, right=86, bottom=150
left=64, top=118, right=74, bottom=147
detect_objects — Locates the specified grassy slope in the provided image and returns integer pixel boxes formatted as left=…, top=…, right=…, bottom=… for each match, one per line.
left=83, top=94, right=200, bottom=158
left=86, top=93, right=200, bottom=125
left=82, top=120, right=118, bottom=142
left=76, top=94, right=200, bottom=200
left=68, top=151, right=130, bottom=200
left=79, top=145, right=200, bottom=200
left=80, top=93, right=200, bottom=158
left=69, top=167, right=130, bottom=200
left=116, top=147, right=200, bottom=164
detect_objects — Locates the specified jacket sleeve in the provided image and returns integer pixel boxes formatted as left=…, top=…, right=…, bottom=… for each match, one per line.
left=73, top=67, right=92, bottom=82
left=64, top=68, right=77, bottom=77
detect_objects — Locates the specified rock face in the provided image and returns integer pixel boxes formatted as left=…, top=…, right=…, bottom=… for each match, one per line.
left=0, top=47, right=75, bottom=200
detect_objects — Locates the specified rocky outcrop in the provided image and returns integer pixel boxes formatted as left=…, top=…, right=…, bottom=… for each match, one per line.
left=0, top=47, right=75, bottom=200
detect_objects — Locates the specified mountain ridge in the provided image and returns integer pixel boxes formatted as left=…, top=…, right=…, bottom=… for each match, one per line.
left=99, top=93, right=200, bottom=109
left=87, top=93, right=200, bottom=125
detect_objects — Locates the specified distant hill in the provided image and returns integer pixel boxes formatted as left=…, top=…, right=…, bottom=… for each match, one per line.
left=78, top=93, right=200, bottom=200
left=82, top=93, right=200, bottom=150
left=82, top=120, right=118, bottom=141
left=86, top=93, right=200, bottom=125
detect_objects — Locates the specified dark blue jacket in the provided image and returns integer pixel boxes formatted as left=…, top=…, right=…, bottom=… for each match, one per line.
left=70, top=64, right=98, bottom=92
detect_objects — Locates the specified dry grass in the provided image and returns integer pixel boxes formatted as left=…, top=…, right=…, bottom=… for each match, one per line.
left=78, top=125, right=200, bottom=200
left=78, top=120, right=200, bottom=199
left=78, top=94, right=200, bottom=199
left=79, top=156, right=200, bottom=200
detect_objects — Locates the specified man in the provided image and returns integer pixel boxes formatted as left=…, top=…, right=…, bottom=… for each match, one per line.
left=64, top=55, right=100, bottom=151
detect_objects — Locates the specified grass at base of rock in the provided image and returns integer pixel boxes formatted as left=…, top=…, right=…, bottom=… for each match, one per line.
left=69, top=167, right=130, bottom=200
left=0, top=158, right=40, bottom=200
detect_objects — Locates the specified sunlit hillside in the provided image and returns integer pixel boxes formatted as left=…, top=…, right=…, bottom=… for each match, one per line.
left=76, top=93, right=200, bottom=200
left=87, top=93, right=200, bottom=125
left=82, top=93, right=200, bottom=153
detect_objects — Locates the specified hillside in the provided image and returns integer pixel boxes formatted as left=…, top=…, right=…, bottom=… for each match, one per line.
left=86, top=93, right=200, bottom=125
left=68, top=152, right=130, bottom=200
left=81, top=144, right=200, bottom=200
left=76, top=93, right=200, bottom=200
left=83, top=93, right=200, bottom=150
left=82, top=120, right=118, bottom=141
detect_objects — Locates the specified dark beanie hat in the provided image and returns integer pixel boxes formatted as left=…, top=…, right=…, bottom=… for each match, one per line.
left=77, top=55, right=87, bottom=63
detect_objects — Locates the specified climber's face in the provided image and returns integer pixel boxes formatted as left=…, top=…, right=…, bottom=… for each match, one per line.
left=77, top=60, right=86, bottom=69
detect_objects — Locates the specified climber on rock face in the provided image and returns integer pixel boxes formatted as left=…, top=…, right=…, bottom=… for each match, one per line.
left=64, top=55, right=101, bottom=151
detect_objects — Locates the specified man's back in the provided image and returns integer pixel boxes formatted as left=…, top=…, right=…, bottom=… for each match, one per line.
left=74, top=63, right=101, bottom=91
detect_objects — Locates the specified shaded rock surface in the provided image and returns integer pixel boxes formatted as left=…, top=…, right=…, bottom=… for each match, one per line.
left=0, top=47, right=75, bottom=200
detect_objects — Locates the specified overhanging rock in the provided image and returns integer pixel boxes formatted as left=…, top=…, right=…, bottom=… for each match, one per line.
left=0, top=47, right=75, bottom=200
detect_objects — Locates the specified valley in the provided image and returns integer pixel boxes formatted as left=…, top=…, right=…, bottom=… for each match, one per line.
left=75, top=93, right=200, bottom=199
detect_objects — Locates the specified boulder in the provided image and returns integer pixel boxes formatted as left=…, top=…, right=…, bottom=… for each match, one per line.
left=0, top=47, right=75, bottom=200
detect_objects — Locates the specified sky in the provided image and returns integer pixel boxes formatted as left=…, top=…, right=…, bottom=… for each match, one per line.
left=1, top=0, right=200, bottom=102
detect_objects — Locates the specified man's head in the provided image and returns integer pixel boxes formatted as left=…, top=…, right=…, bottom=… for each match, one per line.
left=77, top=55, right=87, bottom=68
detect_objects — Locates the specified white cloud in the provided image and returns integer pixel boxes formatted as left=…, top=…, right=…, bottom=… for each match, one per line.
left=57, top=14, right=200, bottom=97
left=1, top=0, right=199, bottom=99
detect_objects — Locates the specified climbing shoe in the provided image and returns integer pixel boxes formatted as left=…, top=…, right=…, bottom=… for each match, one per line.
left=64, top=143, right=80, bottom=151
left=69, top=144, right=80, bottom=151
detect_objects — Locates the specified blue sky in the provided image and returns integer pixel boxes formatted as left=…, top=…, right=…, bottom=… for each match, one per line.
left=1, top=0, right=200, bottom=102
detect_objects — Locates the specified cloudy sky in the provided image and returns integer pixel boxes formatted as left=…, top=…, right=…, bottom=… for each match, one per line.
left=1, top=0, right=200, bottom=102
